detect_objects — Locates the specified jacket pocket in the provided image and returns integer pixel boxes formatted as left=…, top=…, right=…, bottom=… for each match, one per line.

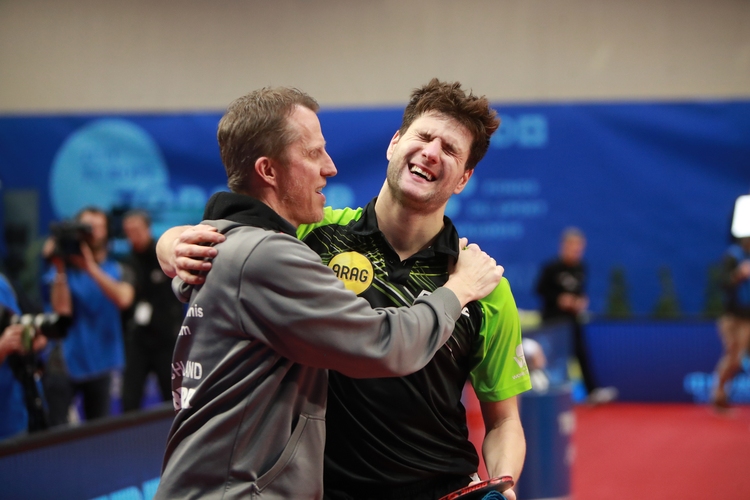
left=254, top=413, right=325, bottom=497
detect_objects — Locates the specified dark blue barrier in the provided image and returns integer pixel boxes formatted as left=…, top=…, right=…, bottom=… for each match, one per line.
left=515, top=323, right=574, bottom=499
left=585, top=320, right=723, bottom=402
left=0, top=403, right=172, bottom=500
left=515, top=385, right=574, bottom=500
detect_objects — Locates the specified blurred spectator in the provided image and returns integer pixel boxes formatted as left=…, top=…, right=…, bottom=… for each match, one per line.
left=0, top=272, right=29, bottom=439
left=41, top=207, right=135, bottom=426
left=523, top=337, right=549, bottom=393
left=0, top=272, right=48, bottom=439
left=120, top=210, right=182, bottom=412
left=712, top=236, right=750, bottom=410
left=534, top=227, right=617, bottom=404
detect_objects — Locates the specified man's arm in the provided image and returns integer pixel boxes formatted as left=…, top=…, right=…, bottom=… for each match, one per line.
left=49, top=264, right=73, bottom=316
left=157, top=206, right=357, bottom=284
left=155, top=220, right=502, bottom=305
left=205, top=231, right=503, bottom=377
left=156, top=225, right=224, bottom=283
left=41, top=238, right=73, bottom=315
left=89, top=267, right=134, bottom=310
left=480, top=397, right=526, bottom=500
left=468, top=278, right=531, bottom=500
left=74, top=245, right=135, bottom=310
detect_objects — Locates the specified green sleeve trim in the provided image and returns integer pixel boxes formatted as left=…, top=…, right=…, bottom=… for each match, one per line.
left=469, top=278, right=532, bottom=402
left=296, top=206, right=363, bottom=240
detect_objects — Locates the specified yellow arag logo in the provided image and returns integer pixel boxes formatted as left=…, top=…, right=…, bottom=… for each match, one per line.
left=328, top=252, right=373, bottom=295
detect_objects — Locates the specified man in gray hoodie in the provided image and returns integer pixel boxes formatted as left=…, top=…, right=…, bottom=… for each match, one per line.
left=153, top=87, right=503, bottom=500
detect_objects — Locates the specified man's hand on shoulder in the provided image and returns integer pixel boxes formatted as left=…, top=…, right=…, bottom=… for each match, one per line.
left=157, top=224, right=226, bottom=285
left=444, top=238, right=504, bottom=306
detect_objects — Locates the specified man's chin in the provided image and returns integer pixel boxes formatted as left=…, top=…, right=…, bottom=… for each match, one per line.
left=397, top=187, right=439, bottom=207
left=303, top=210, right=326, bottom=224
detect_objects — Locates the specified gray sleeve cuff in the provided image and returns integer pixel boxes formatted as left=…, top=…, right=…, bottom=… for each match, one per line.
left=418, top=286, right=462, bottom=321
left=171, top=276, right=192, bottom=304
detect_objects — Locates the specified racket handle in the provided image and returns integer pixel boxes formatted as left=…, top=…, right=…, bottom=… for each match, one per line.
left=481, top=492, right=507, bottom=500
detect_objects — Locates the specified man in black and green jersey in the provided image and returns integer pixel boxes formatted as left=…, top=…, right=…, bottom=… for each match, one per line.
left=297, top=202, right=529, bottom=500
left=158, top=79, right=531, bottom=500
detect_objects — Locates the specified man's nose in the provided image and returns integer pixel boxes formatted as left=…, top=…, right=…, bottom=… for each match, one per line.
left=422, top=139, right=441, bottom=163
left=323, top=153, right=337, bottom=177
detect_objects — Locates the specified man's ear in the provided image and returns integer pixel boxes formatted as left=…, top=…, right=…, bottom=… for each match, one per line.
left=385, top=131, right=401, bottom=161
left=254, top=157, right=278, bottom=187
left=453, top=168, right=474, bottom=194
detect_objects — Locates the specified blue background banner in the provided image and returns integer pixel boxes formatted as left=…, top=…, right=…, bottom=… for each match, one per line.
left=1, top=101, right=749, bottom=316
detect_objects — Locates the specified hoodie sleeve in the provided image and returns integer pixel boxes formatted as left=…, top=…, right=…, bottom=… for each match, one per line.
left=231, top=232, right=462, bottom=378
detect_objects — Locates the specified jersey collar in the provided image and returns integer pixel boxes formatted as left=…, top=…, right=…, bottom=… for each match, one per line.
left=350, top=197, right=461, bottom=259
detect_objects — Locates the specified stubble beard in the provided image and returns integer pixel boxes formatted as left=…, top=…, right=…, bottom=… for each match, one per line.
left=280, top=176, right=323, bottom=225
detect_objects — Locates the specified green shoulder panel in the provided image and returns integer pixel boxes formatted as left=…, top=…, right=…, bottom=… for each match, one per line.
left=469, top=277, right=532, bottom=402
left=296, top=206, right=363, bottom=239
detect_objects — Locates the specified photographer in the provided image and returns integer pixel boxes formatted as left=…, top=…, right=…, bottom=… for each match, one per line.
left=0, top=272, right=47, bottom=439
left=42, top=206, right=135, bottom=426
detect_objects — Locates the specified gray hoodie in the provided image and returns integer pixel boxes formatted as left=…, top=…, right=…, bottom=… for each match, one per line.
left=155, top=193, right=462, bottom=500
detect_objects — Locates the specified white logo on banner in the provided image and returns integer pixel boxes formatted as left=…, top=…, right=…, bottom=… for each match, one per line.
left=49, top=119, right=169, bottom=219
left=48, top=118, right=226, bottom=234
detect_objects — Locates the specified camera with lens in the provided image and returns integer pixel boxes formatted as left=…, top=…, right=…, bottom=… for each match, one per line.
left=0, top=304, right=71, bottom=345
left=1, top=304, right=71, bottom=433
left=49, top=220, right=93, bottom=258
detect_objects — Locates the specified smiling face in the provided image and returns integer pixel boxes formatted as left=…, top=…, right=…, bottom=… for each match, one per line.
left=276, top=105, right=337, bottom=227
left=384, top=111, right=474, bottom=214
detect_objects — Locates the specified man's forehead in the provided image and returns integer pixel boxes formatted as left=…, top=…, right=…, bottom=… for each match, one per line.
left=289, top=106, right=325, bottom=143
left=408, top=112, right=471, bottom=145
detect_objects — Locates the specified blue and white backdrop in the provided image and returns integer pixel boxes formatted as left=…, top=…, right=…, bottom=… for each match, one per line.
left=1, top=101, right=749, bottom=317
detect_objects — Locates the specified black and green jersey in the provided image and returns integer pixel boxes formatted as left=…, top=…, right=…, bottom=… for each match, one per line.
left=297, top=199, right=531, bottom=492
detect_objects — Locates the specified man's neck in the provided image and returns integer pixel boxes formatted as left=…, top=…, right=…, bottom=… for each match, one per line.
left=374, top=187, right=446, bottom=262
left=253, top=188, right=301, bottom=230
